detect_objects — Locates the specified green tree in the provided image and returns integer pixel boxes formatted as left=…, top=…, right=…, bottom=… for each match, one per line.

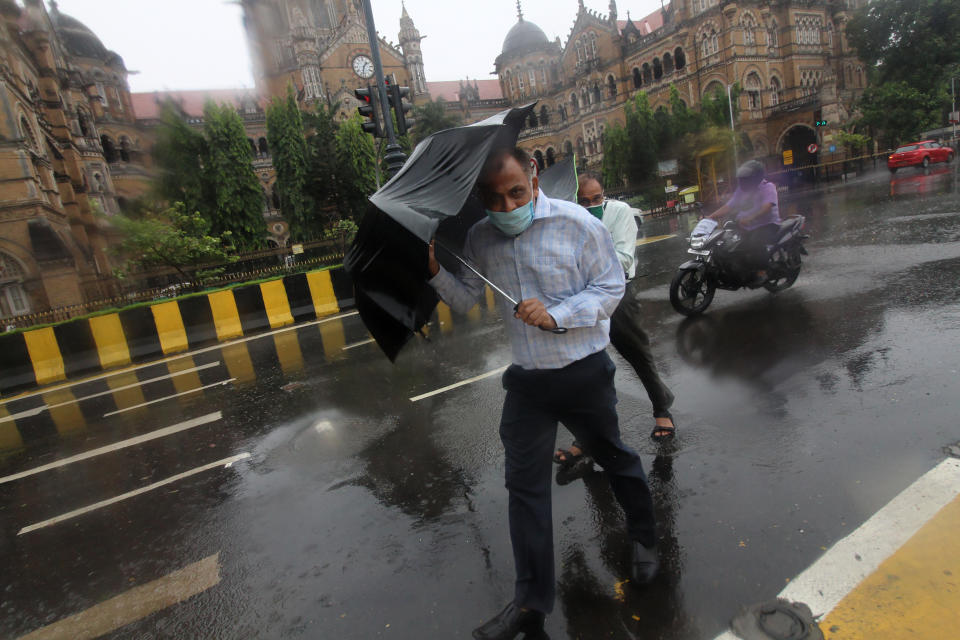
left=669, top=84, right=703, bottom=139
left=601, top=92, right=660, bottom=189
left=410, top=97, right=462, bottom=146
left=700, top=84, right=740, bottom=128
left=335, top=112, right=378, bottom=220
left=847, top=0, right=960, bottom=94
left=267, top=85, right=312, bottom=241
left=303, top=101, right=344, bottom=227
left=152, top=102, right=211, bottom=218
left=857, top=81, right=942, bottom=148
left=203, top=102, right=267, bottom=249
left=112, top=202, right=235, bottom=283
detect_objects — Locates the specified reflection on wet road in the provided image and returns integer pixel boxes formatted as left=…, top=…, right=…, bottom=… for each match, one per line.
left=1, top=165, right=959, bottom=639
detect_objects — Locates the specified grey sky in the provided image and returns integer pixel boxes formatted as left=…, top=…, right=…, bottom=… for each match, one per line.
left=54, top=0, right=663, bottom=93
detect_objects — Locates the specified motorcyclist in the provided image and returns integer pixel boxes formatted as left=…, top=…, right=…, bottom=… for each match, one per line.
left=706, top=160, right=781, bottom=285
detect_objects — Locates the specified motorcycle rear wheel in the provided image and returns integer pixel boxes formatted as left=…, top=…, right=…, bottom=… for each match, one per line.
left=670, top=269, right=716, bottom=316
left=763, top=247, right=802, bottom=292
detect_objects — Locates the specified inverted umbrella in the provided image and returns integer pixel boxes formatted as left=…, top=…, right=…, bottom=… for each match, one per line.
left=538, top=155, right=578, bottom=203
left=346, top=103, right=545, bottom=361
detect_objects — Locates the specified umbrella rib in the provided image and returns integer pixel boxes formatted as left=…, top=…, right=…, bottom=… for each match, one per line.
left=433, top=240, right=518, bottom=307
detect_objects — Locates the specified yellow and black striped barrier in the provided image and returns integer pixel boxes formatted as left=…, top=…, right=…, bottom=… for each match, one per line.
left=0, top=267, right=353, bottom=395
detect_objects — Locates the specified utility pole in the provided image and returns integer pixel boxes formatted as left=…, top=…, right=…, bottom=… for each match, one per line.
left=360, top=0, right=407, bottom=177
left=952, top=77, right=958, bottom=150
left=727, top=83, right=739, bottom=170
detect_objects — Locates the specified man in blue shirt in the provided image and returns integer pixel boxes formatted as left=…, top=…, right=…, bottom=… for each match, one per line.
left=428, top=148, right=658, bottom=640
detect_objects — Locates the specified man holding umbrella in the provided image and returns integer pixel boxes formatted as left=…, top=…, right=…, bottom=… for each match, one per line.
left=427, top=147, right=659, bottom=640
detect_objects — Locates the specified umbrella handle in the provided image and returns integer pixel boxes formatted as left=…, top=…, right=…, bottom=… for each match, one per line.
left=513, top=304, right=568, bottom=334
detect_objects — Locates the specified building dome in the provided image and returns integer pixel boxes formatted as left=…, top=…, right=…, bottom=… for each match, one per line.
left=501, top=19, right=549, bottom=56
left=49, top=7, right=110, bottom=60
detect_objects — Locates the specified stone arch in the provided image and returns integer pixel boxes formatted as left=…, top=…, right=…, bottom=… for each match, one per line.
left=0, top=250, right=31, bottom=316
left=563, top=140, right=573, bottom=157
left=642, top=62, right=652, bottom=84
left=19, top=114, right=38, bottom=152
left=663, top=52, right=674, bottom=74
left=769, top=75, right=782, bottom=105
left=546, top=147, right=556, bottom=167
left=100, top=134, right=119, bottom=163
left=744, top=71, right=763, bottom=109
left=607, top=74, right=617, bottom=98
left=740, top=11, right=759, bottom=46
left=702, top=78, right=726, bottom=98
left=632, top=67, right=642, bottom=88
left=653, top=57, right=663, bottom=80
left=675, top=47, right=686, bottom=69
left=533, top=150, right=545, bottom=171
left=776, top=123, right=818, bottom=157
left=570, top=92, right=579, bottom=113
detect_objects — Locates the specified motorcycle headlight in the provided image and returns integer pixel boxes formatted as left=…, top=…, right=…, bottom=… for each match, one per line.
left=690, top=236, right=705, bottom=249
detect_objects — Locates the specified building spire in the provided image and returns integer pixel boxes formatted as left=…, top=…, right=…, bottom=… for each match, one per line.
left=516, top=0, right=523, bottom=22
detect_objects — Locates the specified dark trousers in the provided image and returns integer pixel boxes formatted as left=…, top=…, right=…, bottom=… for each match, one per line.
left=609, top=280, right=675, bottom=417
left=741, top=223, right=780, bottom=271
left=499, top=351, right=657, bottom=614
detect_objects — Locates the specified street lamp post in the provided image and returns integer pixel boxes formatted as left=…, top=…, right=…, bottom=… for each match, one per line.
left=360, top=0, right=407, bottom=176
left=727, top=83, right=739, bottom=171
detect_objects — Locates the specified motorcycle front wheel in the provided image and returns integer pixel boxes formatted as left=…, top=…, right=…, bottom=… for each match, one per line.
left=670, top=268, right=716, bottom=316
left=763, top=247, right=802, bottom=292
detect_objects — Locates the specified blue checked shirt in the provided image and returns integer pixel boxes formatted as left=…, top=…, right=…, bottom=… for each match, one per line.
left=429, top=190, right=625, bottom=370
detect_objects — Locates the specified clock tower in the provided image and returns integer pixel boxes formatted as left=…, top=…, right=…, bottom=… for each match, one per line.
left=241, top=0, right=429, bottom=114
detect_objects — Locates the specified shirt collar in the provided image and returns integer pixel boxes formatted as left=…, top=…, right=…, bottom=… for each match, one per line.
left=532, top=188, right=551, bottom=221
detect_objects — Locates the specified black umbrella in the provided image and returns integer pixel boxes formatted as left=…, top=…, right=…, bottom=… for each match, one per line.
left=345, top=104, right=539, bottom=361
left=538, top=155, right=579, bottom=203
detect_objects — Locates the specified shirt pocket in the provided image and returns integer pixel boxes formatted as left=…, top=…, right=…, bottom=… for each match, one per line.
left=529, top=255, right=581, bottom=303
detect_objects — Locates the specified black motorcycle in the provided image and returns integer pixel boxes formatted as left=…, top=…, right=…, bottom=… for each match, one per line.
left=669, top=216, right=809, bottom=316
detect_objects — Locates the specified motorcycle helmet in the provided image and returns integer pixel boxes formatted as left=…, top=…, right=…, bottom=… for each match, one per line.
left=735, top=159, right=765, bottom=191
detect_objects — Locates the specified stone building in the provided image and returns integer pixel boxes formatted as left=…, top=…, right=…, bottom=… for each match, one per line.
left=0, top=0, right=149, bottom=318
left=484, top=0, right=866, bottom=178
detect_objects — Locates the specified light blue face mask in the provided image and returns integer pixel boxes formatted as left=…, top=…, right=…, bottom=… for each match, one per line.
left=486, top=200, right=535, bottom=237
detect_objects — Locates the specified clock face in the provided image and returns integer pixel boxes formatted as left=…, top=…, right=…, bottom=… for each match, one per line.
left=352, top=55, right=374, bottom=79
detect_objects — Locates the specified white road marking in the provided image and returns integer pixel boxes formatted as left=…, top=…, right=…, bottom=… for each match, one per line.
left=710, top=457, right=960, bottom=640
left=18, top=453, right=250, bottom=535
left=1, top=311, right=359, bottom=405
left=0, top=412, right=222, bottom=486
left=0, top=362, right=222, bottom=424
left=342, top=337, right=376, bottom=351
left=18, top=553, right=221, bottom=640
left=102, top=379, right=236, bottom=418
left=410, top=366, right=508, bottom=402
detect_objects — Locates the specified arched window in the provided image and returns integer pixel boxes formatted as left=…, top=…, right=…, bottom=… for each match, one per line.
left=119, top=136, right=132, bottom=162
left=558, top=104, right=567, bottom=122
left=516, top=67, right=525, bottom=93
left=0, top=252, right=30, bottom=317
left=249, top=138, right=257, bottom=156
left=540, top=105, right=549, bottom=125
left=570, top=92, right=579, bottom=114
left=576, top=137, right=585, bottom=158
left=632, top=67, right=642, bottom=88
left=663, top=52, right=674, bottom=74
left=564, top=140, right=573, bottom=157
left=653, top=58, right=663, bottom=80
left=642, top=63, right=652, bottom=84
left=768, top=20, right=779, bottom=48
left=675, top=47, right=686, bottom=69
left=546, top=147, right=556, bottom=167
left=576, top=43, right=584, bottom=63
left=607, top=74, right=617, bottom=98
left=745, top=72, right=762, bottom=109
left=258, top=137, right=269, bottom=156
left=769, top=76, right=782, bottom=105
left=100, top=135, right=118, bottom=163
left=533, top=150, right=545, bottom=171
left=581, top=87, right=589, bottom=108
left=592, top=84, right=601, bottom=104
left=711, top=30, right=719, bottom=54
left=590, top=33, right=598, bottom=59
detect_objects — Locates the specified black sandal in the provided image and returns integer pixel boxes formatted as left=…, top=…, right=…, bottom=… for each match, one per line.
left=651, top=416, right=677, bottom=442
left=553, top=446, right=586, bottom=468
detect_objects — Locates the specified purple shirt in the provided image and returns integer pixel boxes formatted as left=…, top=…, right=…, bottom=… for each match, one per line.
left=726, top=179, right=780, bottom=230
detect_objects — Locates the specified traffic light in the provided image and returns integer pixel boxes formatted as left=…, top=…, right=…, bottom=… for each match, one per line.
left=354, top=86, right=383, bottom=138
left=813, top=109, right=827, bottom=128
left=388, top=83, right=414, bottom=135
left=814, top=119, right=828, bottom=127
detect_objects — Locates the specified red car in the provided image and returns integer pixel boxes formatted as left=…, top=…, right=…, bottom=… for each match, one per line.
left=887, top=140, right=954, bottom=172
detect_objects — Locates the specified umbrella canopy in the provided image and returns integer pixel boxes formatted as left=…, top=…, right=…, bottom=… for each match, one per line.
left=346, top=103, right=536, bottom=361
left=538, top=155, right=578, bottom=203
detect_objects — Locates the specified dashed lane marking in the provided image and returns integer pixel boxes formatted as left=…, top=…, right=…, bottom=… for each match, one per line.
left=342, top=337, right=376, bottom=351
left=0, top=311, right=359, bottom=406
left=409, top=366, right=508, bottom=402
left=18, top=553, right=221, bottom=639
left=17, top=453, right=250, bottom=535
left=102, top=379, right=236, bottom=418
left=636, top=234, right=676, bottom=246
left=0, top=412, right=222, bottom=486
left=0, top=362, right=221, bottom=424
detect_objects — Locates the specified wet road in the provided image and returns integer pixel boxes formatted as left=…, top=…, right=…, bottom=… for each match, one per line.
left=2, top=165, right=959, bottom=639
